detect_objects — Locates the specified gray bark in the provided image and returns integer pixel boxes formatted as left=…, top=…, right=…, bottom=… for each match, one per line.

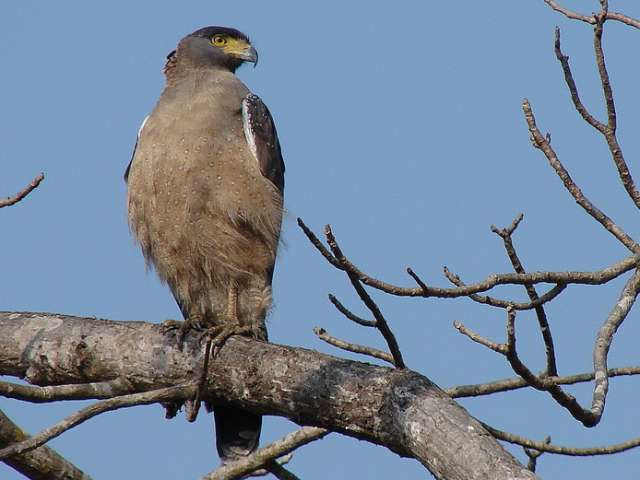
left=0, top=312, right=537, bottom=480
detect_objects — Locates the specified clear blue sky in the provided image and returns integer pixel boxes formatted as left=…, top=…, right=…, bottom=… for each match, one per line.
left=1, top=1, right=639, bottom=478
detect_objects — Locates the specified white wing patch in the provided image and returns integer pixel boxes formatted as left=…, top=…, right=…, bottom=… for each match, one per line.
left=242, top=97, right=259, bottom=164
left=138, top=115, right=150, bottom=139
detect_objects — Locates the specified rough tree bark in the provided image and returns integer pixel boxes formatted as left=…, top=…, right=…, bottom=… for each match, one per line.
left=0, top=312, right=537, bottom=480
left=0, top=410, right=90, bottom=480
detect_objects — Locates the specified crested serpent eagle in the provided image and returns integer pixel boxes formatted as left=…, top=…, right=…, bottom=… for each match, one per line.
left=125, top=26, right=285, bottom=462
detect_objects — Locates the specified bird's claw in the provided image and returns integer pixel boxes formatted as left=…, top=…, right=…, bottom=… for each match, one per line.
left=199, top=324, right=252, bottom=352
left=161, top=318, right=205, bottom=347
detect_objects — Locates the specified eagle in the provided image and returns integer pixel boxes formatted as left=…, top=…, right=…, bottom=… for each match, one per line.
left=125, top=26, right=285, bottom=462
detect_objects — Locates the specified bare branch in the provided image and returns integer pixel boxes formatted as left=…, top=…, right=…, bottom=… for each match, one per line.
left=0, top=312, right=538, bottom=480
left=522, top=99, right=639, bottom=253
left=445, top=267, right=566, bottom=310
left=554, top=22, right=640, bottom=209
left=543, top=0, right=596, bottom=23
left=297, top=217, right=342, bottom=269
left=0, top=173, right=44, bottom=209
left=490, top=213, right=524, bottom=236
left=314, top=327, right=395, bottom=365
left=524, top=436, right=550, bottom=473
left=406, top=267, right=429, bottom=292
left=542, top=0, right=640, bottom=29
left=501, top=308, right=597, bottom=427
left=445, top=366, right=640, bottom=398
left=203, top=427, right=329, bottom=480
left=323, top=225, right=406, bottom=369
left=0, top=378, right=133, bottom=403
left=485, top=422, right=640, bottom=456
left=594, top=14, right=640, bottom=209
left=593, top=6, right=616, bottom=132
left=453, top=321, right=507, bottom=354
left=492, top=215, right=558, bottom=375
left=301, top=220, right=639, bottom=296
left=554, top=28, right=606, bottom=132
left=265, top=462, right=300, bottom=480
left=328, top=294, right=376, bottom=327
left=463, top=268, right=640, bottom=428
left=0, top=408, right=91, bottom=480
left=0, top=384, right=196, bottom=459
left=589, top=268, right=640, bottom=425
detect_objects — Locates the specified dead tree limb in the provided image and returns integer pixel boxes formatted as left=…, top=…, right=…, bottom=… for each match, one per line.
left=0, top=408, right=90, bottom=480
left=0, top=311, right=537, bottom=480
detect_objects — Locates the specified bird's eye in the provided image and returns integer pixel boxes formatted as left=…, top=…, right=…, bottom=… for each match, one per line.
left=212, top=35, right=227, bottom=47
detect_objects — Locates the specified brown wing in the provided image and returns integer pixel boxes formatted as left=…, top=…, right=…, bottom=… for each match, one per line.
left=241, top=94, right=285, bottom=193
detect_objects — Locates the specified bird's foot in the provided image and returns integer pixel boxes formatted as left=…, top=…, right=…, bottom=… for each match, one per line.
left=161, top=315, right=205, bottom=346
left=185, top=324, right=250, bottom=423
left=199, top=323, right=253, bottom=352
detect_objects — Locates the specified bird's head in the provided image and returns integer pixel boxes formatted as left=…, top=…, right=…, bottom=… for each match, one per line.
left=166, top=26, right=258, bottom=75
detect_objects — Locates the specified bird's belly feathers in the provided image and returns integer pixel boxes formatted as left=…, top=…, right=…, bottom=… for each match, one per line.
left=127, top=96, right=283, bottom=294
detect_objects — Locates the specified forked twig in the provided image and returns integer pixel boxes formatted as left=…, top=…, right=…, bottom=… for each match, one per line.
left=524, top=436, right=551, bottom=472
left=543, top=0, right=640, bottom=30
left=299, top=218, right=638, bottom=299
left=319, top=223, right=406, bottom=369
left=554, top=21, right=640, bottom=209
left=457, top=267, right=640, bottom=428
left=522, top=99, right=639, bottom=253
left=491, top=215, right=558, bottom=376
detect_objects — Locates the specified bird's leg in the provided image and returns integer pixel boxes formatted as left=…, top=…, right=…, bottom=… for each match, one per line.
left=199, top=282, right=252, bottom=351
left=190, top=283, right=251, bottom=421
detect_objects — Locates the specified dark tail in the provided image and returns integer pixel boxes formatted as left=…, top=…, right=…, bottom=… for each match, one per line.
left=213, top=405, right=262, bottom=461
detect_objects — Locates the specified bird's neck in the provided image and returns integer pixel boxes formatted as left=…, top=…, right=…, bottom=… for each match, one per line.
left=164, top=54, right=238, bottom=86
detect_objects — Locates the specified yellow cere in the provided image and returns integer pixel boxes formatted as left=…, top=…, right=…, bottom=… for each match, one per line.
left=211, top=35, right=251, bottom=56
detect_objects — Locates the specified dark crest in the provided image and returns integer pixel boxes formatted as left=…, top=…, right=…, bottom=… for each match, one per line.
left=188, top=26, right=250, bottom=43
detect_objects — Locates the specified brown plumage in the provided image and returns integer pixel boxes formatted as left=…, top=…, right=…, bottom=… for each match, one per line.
left=125, top=26, right=284, bottom=462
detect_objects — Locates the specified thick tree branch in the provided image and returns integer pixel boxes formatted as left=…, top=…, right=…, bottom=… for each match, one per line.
left=0, top=409, right=91, bottom=480
left=0, top=312, right=537, bottom=480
